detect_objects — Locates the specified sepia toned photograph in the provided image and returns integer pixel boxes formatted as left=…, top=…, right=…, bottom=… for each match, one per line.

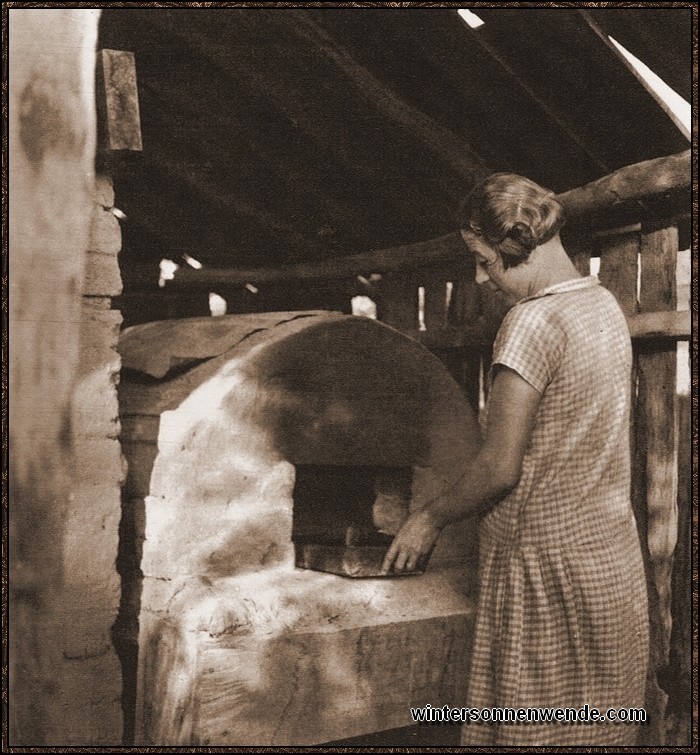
left=5, top=3, right=695, bottom=749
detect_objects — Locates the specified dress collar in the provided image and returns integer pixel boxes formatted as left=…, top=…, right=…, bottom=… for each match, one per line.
left=518, top=275, right=600, bottom=304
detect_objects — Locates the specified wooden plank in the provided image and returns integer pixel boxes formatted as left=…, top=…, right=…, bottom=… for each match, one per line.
left=96, top=50, right=143, bottom=151
left=418, top=310, right=689, bottom=352
left=635, top=345, right=677, bottom=746
left=597, top=232, right=639, bottom=317
left=635, top=223, right=678, bottom=744
left=640, top=229, right=678, bottom=313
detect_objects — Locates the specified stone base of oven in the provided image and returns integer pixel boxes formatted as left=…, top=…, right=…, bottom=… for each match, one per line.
left=135, top=566, right=475, bottom=746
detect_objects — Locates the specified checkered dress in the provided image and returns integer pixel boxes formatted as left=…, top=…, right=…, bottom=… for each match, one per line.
left=460, top=277, right=649, bottom=746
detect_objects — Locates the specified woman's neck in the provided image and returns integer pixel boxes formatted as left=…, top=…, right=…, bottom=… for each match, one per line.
left=525, top=236, right=582, bottom=297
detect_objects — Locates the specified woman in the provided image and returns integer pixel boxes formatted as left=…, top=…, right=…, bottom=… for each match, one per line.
left=382, top=173, right=649, bottom=746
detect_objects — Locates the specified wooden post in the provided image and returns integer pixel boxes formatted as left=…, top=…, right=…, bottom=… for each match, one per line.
left=663, top=392, right=692, bottom=745
left=557, top=150, right=690, bottom=219
left=634, top=223, right=678, bottom=744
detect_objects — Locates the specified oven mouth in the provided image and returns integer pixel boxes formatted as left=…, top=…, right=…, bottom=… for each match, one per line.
left=291, top=464, right=424, bottom=577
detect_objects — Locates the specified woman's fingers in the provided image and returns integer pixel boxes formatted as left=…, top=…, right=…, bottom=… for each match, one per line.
left=382, top=541, right=418, bottom=574
left=382, top=540, right=410, bottom=573
left=381, top=541, right=399, bottom=574
left=382, top=510, right=439, bottom=574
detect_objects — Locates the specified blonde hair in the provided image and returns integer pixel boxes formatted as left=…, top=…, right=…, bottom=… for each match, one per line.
left=458, top=173, right=566, bottom=269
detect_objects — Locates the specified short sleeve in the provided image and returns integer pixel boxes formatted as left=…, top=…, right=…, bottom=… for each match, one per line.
left=491, top=303, right=565, bottom=394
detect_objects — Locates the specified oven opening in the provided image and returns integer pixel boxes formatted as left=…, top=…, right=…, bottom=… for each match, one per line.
left=292, top=465, right=420, bottom=577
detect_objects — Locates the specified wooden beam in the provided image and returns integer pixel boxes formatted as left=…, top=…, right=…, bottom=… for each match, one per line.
left=169, top=151, right=690, bottom=290
left=557, top=150, right=690, bottom=220
left=170, top=233, right=467, bottom=287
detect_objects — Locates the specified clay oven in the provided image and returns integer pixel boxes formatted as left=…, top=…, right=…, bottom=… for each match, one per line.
left=118, top=311, right=481, bottom=745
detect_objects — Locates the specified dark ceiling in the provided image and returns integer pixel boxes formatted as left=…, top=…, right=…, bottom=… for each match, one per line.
left=98, top=7, right=691, bottom=275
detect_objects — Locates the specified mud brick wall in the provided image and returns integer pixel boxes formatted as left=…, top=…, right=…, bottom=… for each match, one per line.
left=65, top=174, right=125, bottom=743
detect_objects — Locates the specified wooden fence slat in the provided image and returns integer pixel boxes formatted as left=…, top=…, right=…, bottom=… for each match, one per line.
left=638, top=226, right=678, bottom=311
left=96, top=50, right=143, bottom=152
left=597, top=232, right=639, bottom=317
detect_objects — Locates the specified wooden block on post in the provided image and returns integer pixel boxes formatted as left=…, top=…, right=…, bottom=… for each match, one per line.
left=597, top=232, right=639, bottom=317
left=96, top=49, right=143, bottom=152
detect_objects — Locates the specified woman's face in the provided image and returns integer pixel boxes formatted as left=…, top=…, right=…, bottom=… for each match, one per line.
left=460, top=228, right=530, bottom=305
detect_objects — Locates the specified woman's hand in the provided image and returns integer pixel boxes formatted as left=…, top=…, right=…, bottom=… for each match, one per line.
left=381, top=508, right=441, bottom=574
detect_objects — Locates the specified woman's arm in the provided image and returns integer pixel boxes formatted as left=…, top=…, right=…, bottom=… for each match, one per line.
left=381, top=366, right=542, bottom=573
